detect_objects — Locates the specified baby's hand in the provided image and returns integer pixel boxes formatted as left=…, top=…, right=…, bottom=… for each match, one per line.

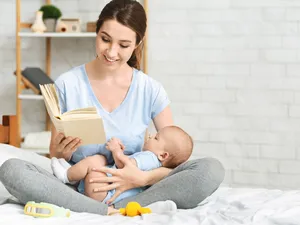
left=106, top=137, right=125, bottom=152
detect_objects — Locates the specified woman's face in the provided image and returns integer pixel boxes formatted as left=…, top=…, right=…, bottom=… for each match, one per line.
left=95, top=19, right=137, bottom=70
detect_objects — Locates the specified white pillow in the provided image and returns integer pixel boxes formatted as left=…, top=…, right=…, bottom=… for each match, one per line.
left=0, top=144, right=51, bottom=172
left=0, top=144, right=51, bottom=200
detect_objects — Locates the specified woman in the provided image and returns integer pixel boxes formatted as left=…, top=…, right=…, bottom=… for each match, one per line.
left=0, top=0, right=224, bottom=216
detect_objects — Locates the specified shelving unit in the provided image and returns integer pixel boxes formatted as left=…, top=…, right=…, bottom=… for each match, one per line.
left=15, top=0, right=148, bottom=148
left=18, top=32, right=97, bottom=37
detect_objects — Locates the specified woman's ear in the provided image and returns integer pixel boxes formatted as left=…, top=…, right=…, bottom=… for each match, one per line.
left=158, top=152, right=169, bottom=161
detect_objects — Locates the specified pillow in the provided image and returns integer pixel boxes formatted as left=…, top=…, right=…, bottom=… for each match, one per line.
left=0, top=144, right=51, bottom=172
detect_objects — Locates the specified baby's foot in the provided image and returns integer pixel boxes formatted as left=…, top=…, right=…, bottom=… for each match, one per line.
left=58, top=158, right=71, bottom=170
left=51, top=157, right=71, bottom=184
left=146, top=200, right=177, bottom=214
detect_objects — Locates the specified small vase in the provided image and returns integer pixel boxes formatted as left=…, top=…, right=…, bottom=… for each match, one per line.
left=31, top=11, right=46, bottom=33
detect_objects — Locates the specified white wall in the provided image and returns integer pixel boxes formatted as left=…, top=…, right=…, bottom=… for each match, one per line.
left=1, top=0, right=300, bottom=189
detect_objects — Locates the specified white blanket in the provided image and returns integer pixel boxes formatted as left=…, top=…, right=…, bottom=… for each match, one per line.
left=0, top=144, right=300, bottom=225
left=0, top=187, right=300, bottom=225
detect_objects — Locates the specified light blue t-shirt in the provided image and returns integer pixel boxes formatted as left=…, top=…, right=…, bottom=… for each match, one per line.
left=54, top=64, right=170, bottom=165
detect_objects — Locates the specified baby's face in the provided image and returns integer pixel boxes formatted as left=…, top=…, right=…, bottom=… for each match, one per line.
left=143, top=132, right=165, bottom=154
left=143, top=129, right=178, bottom=156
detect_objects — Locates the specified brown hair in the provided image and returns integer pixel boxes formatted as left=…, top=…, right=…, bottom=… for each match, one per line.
left=96, top=0, right=147, bottom=70
left=163, top=126, right=194, bottom=169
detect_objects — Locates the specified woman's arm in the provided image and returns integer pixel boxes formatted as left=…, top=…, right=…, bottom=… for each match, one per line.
left=153, top=106, right=173, bottom=131
left=142, top=167, right=172, bottom=186
left=141, top=106, right=173, bottom=185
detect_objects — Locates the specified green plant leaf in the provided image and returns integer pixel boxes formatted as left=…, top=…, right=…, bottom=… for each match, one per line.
left=39, top=4, right=62, bottom=20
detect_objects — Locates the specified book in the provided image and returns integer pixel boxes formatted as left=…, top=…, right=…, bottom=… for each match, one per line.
left=39, top=83, right=106, bottom=145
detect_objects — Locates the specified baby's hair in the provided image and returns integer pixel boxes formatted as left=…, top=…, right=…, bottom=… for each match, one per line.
left=163, top=126, right=193, bottom=168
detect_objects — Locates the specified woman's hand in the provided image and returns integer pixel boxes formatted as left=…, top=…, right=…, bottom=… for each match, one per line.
left=90, top=152, right=146, bottom=204
left=50, top=131, right=81, bottom=160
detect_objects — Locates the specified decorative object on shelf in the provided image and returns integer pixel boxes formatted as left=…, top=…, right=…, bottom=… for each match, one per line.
left=39, top=4, right=62, bottom=32
left=13, top=67, right=54, bottom=94
left=86, top=22, right=96, bottom=32
left=59, top=18, right=81, bottom=32
left=31, top=11, right=46, bottom=33
left=55, top=19, right=67, bottom=32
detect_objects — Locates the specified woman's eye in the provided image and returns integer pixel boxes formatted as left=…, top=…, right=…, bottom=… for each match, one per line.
left=120, top=45, right=129, bottom=48
left=102, top=37, right=110, bottom=42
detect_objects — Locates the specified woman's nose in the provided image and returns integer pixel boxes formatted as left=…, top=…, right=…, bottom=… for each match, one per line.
left=106, top=45, right=118, bottom=58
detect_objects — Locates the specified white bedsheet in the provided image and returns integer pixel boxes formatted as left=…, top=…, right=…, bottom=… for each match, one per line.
left=1, top=187, right=300, bottom=225
left=1, top=144, right=300, bottom=224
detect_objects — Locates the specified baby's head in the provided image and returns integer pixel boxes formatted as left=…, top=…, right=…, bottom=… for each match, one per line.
left=143, top=126, right=193, bottom=168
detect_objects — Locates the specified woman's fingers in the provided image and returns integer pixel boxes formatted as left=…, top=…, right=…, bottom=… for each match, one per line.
left=55, top=133, right=65, bottom=144
left=71, top=140, right=82, bottom=151
left=92, top=167, right=120, bottom=176
left=93, top=183, right=119, bottom=192
left=106, top=190, right=122, bottom=205
left=64, top=138, right=81, bottom=153
left=54, top=133, right=65, bottom=152
left=89, top=175, right=120, bottom=184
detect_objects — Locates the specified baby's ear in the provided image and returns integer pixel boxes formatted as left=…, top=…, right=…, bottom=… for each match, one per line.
left=158, top=152, right=169, bottom=161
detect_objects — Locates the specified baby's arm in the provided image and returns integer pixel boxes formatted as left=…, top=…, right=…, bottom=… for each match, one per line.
left=106, top=138, right=137, bottom=169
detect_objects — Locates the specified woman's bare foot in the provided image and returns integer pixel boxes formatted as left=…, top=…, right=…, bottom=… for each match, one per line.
left=107, top=206, right=119, bottom=215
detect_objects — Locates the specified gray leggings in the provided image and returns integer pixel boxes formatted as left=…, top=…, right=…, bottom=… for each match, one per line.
left=0, top=157, right=224, bottom=215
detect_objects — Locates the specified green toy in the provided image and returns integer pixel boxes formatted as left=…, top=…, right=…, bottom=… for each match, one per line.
left=24, top=201, right=70, bottom=218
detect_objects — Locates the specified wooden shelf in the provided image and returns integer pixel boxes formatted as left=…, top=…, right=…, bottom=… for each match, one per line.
left=18, top=31, right=96, bottom=37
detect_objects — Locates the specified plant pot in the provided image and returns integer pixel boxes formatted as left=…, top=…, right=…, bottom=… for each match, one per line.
left=44, top=19, right=57, bottom=32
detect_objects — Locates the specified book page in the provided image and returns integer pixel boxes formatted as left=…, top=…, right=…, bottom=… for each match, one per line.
left=51, top=117, right=64, bottom=133
left=62, top=107, right=97, bottom=115
left=40, top=84, right=61, bottom=118
left=60, top=114, right=100, bottom=120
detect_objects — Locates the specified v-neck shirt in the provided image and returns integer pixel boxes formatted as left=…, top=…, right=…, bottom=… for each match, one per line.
left=54, top=64, right=170, bottom=165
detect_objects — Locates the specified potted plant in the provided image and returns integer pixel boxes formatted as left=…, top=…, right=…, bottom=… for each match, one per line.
left=39, top=4, right=62, bottom=32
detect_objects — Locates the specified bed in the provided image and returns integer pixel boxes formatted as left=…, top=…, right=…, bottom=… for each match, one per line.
left=1, top=117, right=300, bottom=224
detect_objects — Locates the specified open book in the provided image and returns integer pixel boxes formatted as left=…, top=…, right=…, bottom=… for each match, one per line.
left=39, top=84, right=106, bottom=145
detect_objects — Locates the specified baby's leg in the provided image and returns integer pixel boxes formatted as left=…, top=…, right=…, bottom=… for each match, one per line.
left=67, top=155, right=107, bottom=182
left=80, top=155, right=109, bottom=202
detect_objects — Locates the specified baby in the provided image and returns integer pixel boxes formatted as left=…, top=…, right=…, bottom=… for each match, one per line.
left=51, top=125, right=193, bottom=205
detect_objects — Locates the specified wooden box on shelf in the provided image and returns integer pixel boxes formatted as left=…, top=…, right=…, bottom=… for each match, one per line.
left=59, top=18, right=81, bottom=33
left=86, top=22, right=96, bottom=32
